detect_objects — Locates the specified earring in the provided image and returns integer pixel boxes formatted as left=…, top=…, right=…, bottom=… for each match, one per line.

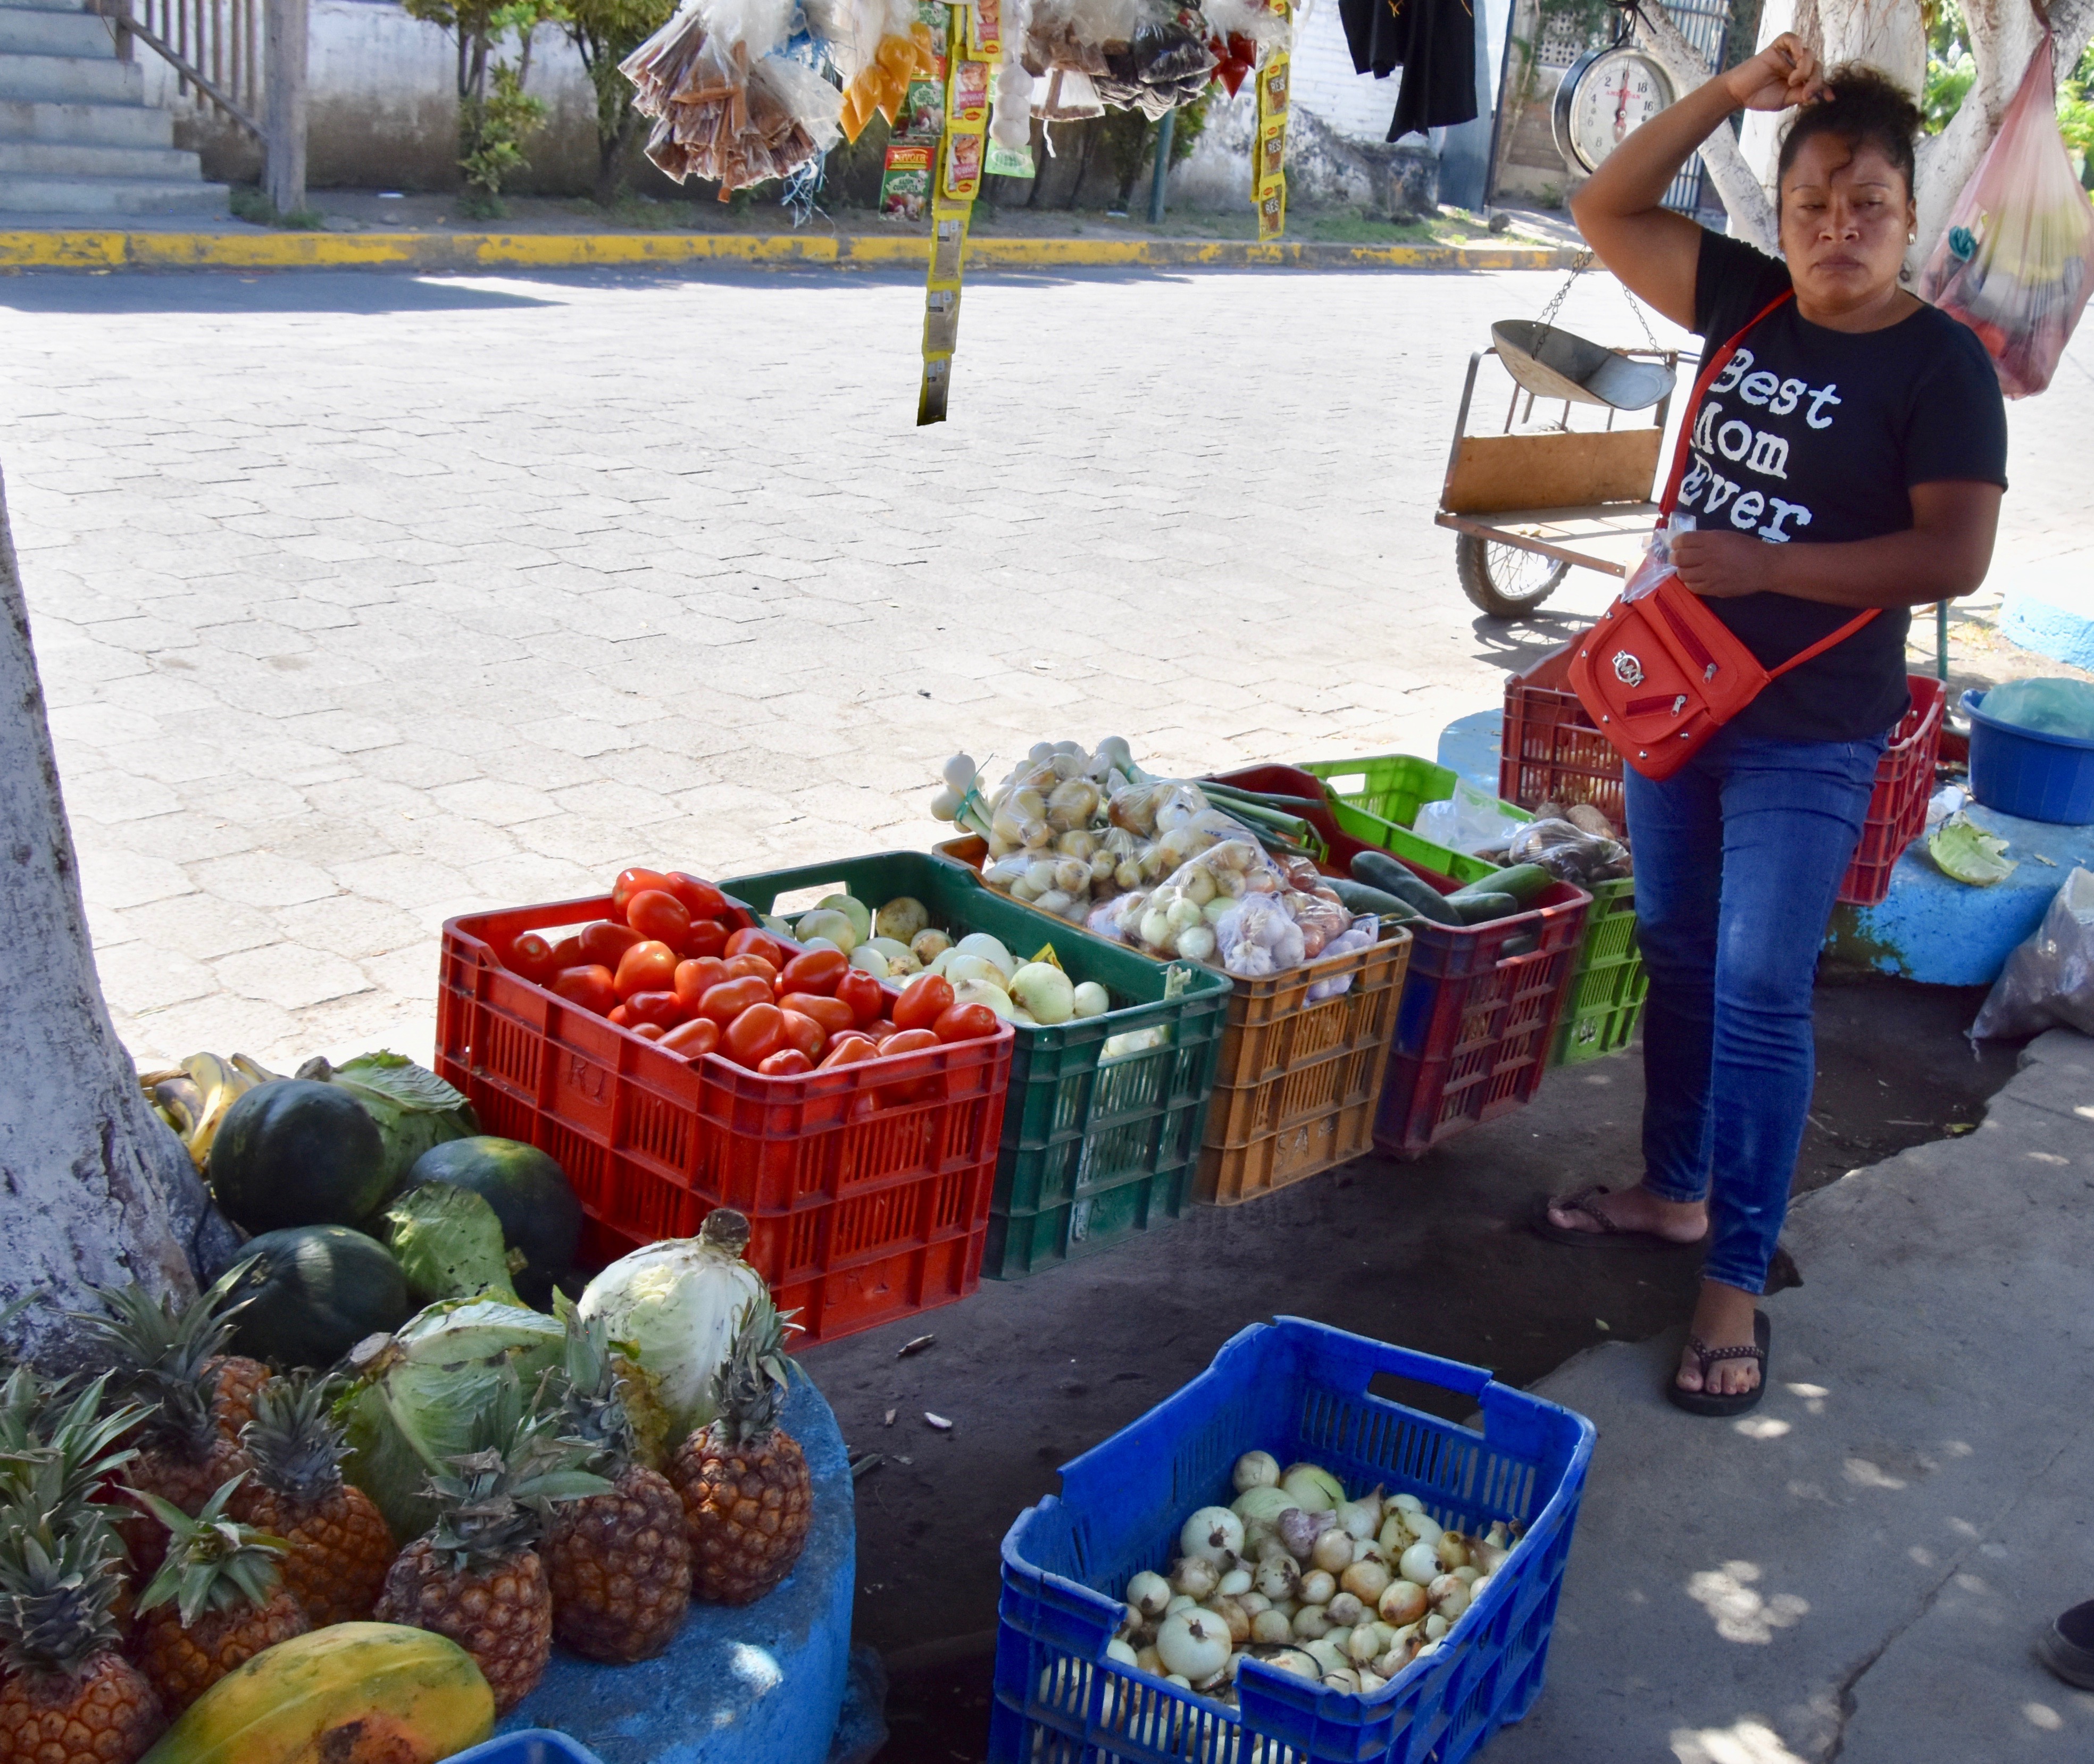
left=1908, top=229, right=1917, bottom=243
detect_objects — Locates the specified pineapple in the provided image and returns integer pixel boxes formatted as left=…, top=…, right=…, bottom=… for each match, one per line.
left=130, top=1477, right=308, bottom=1715
left=204, top=1355, right=273, bottom=1445
left=537, top=1313, right=691, bottom=1663
left=670, top=1300, right=812, bottom=1607
left=230, top=1372, right=394, bottom=1627
left=0, top=1479, right=164, bottom=1764
left=373, top=1382, right=606, bottom=1715
left=70, top=1270, right=258, bottom=1581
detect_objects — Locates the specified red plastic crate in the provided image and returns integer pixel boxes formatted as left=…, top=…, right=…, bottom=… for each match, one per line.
left=1499, top=649, right=1947, bottom=908
left=435, top=894, right=1013, bottom=1347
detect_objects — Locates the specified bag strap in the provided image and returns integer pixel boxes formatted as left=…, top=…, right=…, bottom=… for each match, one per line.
left=1658, top=289, right=1795, bottom=517
left=1659, top=287, right=1879, bottom=672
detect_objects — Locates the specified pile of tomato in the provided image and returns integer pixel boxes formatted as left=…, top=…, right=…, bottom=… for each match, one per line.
left=502, top=866, right=1001, bottom=1079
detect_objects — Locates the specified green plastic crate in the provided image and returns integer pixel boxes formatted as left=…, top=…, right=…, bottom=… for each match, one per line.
left=720, top=852, right=1232, bottom=1280
left=1302, top=754, right=1646, bottom=1067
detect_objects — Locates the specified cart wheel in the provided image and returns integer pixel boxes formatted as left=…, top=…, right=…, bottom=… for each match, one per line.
left=1456, top=535, right=1571, bottom=618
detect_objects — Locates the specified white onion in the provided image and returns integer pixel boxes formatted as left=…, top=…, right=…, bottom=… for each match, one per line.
left=1156, top=1608, right=1232, bottom=1682
left=1280, top=1464, right=1344, bottom=1512
left=1398, top=1543, right=1441, bottom=1588
left=1179, top=1506, right=1244, bottom=1567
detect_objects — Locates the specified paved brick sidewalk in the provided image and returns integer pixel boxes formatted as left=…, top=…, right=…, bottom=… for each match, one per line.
left=1, top=266, right=2087, bottom=1069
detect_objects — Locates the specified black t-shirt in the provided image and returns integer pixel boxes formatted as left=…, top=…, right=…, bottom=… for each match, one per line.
left=1683, top=229, right=2009, bottom=742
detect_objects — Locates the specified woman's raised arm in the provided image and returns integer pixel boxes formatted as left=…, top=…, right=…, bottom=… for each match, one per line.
left=1570, top=34, right=1828, bottom=330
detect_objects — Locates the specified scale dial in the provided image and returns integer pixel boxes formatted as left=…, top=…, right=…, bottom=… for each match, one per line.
left=1553, top=45, right=1678, bottom=176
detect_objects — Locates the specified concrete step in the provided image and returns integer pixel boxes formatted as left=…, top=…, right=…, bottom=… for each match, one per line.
left=0, top=52, right=142, bottom=103
left=0, top=171, right=223, bottom=212
left=0, top=0, right=94, bottom=14
left=0, top=9, right=112, bottom=54
left=0, top=96, right=171, bottom=146
left=0, top=138, right=193, bottom=175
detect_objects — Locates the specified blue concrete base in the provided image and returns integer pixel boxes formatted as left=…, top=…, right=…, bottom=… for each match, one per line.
left=1436, top=708, right=2087, bottom=988
left=503, top=1370, right=855, bottom=1764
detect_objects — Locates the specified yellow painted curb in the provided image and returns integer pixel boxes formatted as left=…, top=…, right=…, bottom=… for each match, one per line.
left=0, top=227, right=1579, bottom=275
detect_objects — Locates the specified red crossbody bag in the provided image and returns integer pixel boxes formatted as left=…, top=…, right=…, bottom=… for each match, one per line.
left=1565, top=291, right=1878, bottom=781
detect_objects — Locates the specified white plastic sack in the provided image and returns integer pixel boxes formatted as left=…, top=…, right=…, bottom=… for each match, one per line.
left=1414, top=776, right=1524, bottom=856
left=1970, top=867, right=2094, bottom=1039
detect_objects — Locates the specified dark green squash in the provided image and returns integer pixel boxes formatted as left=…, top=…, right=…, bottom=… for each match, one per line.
left=227, top=1225, right=413, bottom=1368
left=405, top=1137, right=582, bottom=1307
left=209, top=1080, right=393, bottom=1233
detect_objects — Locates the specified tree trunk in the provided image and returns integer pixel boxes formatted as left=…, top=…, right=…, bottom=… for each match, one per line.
left=0, top=466, right=235, bottom=1365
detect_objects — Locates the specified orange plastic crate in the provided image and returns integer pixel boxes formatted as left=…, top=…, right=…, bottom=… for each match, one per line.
left=435, top=894, right=1013, bottom=1347
left=1500, top=649, right=1946, bottom=909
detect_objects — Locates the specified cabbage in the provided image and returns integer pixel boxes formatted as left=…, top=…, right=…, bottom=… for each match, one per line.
left=336, top=1296, right=566, bottom=1541
left=577, top=1209, right=765, bottom=1444
left=1928, top=813, right=2017, bottom=887
left=385, top=1182, right=521, bottom=1307
left=300, top=1052, right=479, bottom=1203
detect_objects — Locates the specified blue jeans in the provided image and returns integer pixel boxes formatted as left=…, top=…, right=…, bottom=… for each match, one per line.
left=1625, top=724, right=1886, bottom=1294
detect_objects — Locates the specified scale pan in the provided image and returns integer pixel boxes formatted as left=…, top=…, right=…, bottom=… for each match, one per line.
left=1490, top=320, right=1676, bottom=411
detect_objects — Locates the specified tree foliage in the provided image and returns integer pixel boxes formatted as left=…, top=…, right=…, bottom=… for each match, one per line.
left=404, top=0, right=559, bottom=213
left=558, top=0, right=678, bottom=203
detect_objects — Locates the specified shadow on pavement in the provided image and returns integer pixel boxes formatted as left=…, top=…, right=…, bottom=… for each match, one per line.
left=0, top=272, right=566, bottom=315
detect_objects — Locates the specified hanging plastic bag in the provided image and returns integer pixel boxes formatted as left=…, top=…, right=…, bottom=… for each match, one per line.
left=1623, top=513, right=1694, bottom=603
left=1918, top=34, right=2094, bottom=399
left=1970, top=868, right=2094, bottom=1039
left=1413, top=776, right=1525, bottom=855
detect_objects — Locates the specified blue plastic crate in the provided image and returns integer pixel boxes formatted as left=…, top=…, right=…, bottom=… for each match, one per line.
left=990, top=1318, right=1595, bottom=1764
left=451, top=1732, right=604, bottom=1764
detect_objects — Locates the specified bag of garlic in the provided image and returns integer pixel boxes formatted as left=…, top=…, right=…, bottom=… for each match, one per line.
left=1088, top=838, right=1371, bottom=980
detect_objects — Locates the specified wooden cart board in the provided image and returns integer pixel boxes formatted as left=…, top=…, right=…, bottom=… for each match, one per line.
left=1434, top=502, right=1659, bottom=578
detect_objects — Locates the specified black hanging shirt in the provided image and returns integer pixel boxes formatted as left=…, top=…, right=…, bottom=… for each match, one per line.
left=1684, top=229, right=2009, bottom=742
left=1338, top=0, right=1478, bottom=141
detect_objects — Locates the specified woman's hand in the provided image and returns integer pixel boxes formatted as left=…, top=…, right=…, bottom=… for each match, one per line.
left=1672, top=530, right=1777, bottom=599
left=1722, top=32, right=1827, bottom=113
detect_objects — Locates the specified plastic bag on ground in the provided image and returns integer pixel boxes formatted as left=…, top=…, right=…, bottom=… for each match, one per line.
left=1917, top=34, right=2094, bottom=398
left=1970, top=868, right=2094, bottom=1039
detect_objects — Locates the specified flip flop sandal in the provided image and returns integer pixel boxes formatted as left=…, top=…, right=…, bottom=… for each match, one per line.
left=2038, top=1599, right=2094, bottom=1690
left=1530, top=1185, right=1711, bottom=1252
left=1666, top=1311, right=1771, bottom=1418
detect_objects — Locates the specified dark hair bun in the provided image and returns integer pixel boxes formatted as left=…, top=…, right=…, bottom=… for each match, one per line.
left=1776, top=61, right=1923, bottom=199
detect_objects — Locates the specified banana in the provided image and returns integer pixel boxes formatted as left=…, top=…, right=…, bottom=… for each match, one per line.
left=229, top=1052, right=283, bottom=1087
left=137, top=1067, right=186, bottom=1089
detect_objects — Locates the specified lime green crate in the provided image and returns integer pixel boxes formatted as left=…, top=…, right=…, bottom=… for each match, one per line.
left=1301, top=754, right=1646, bottom=1067
left=721, top=852, right=1232, bottom=1280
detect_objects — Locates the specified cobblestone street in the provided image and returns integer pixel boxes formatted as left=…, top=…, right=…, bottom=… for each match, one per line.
left=4, top=264, right=2089, bottom=1068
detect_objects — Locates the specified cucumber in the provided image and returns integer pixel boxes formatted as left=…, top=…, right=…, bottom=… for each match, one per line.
left=1449, top=862, right=1553, bottom=908
left=1325, top=877, right=1423, bottom=922
left=1349, top=850, right=1463, bottom=924
left=1448, top=891, right=1520, bottom=925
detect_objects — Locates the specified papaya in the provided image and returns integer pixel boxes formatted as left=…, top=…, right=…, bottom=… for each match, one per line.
left=138, top=1622, right=493, bottom=1764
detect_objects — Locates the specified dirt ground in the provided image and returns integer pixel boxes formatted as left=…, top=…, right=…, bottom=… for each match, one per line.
left=799, top=974, right=2022, bottom=1762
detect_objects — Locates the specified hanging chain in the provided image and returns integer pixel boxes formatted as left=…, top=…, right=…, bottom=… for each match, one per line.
left=1534, top=249, right=1595, bottom=339
left=1621, top=283, right=1663, bottom=352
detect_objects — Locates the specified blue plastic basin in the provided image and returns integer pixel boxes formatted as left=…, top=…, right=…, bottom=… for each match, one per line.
left=448, top=1732, right=603, bottom=1764
left=1962, top=689, right=2094, bottom=825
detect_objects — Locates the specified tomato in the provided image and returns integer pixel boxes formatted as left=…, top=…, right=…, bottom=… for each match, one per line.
left=892, top=974, right=955, bottom=1033
left=624, top=990, right=684, bottom=1030
left=579, top=921, right=643, bottom=967
left=758, top=1048, right=813, bottom=1077
left=722, top=954, right=779, bottom=986
left=780, top=948, right=848, bottom=996
left=725, top=927, right=788, bottom=968
left=508, top=932, right=556, bottom=983
left=864, top=1020, right=896, bottom=1042
left=554, top=965, right=617, bottom=1015
left=724, top=1002, right=787, bottom=1067
left=607, top=1005, right=631, bottom=1027
left=632, top=1022, right=665, bottom=1041
left=625, top=889, right=692, bottom=950
left=819, top=1033, right=879, bottom=1070
left=611, top=868, right=673, bottom=922
left=668, top=873, right=730, bottom=921
left=682, top=918, right=729, bottom=960
left=933, top=1001, right=999, bottom=1044
left=673, top=957, right=730, bottom=1013
left=835, top=968, right=885, bottom=1029
left=661, top=1017, right=721, bottom=1059
left=614, top=940, right=679, bottom=1001
left=781, top=994, right=856, bottom=1038
left=548, top=934, right=585, bottom=969
left=697, top=976, right=773, bottom=1026
left=778, top=1009, right=826, bottom=1061
left=874, top=1027, right=941, bottom=1106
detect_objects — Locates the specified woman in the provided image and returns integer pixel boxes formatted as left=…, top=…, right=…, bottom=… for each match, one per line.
left=1539, top=36, right=2008, bottom=1415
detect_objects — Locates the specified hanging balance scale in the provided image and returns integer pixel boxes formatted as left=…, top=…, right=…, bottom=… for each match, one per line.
left=1552, top=29, right=1677, bottom=177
